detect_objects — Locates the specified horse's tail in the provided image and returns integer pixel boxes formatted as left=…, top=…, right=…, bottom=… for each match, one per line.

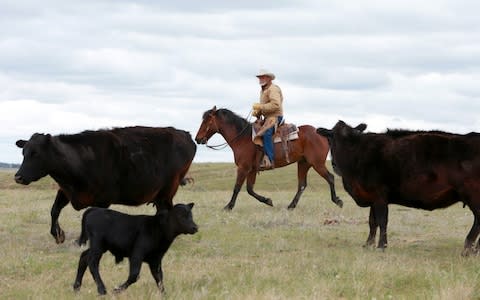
left=180, top=175, right=194, bottom=186
left=77, top=208, right=94, bottom=246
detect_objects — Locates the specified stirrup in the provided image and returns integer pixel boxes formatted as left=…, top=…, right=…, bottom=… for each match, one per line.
left=259, top=155, right=274, bottom=170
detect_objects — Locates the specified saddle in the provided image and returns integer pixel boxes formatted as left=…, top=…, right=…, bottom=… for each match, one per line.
left=252, top=119, right=299, bottom=164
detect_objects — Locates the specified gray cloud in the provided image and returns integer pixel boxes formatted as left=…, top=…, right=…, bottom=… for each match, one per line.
left=2, top=0, right=480, bottom=163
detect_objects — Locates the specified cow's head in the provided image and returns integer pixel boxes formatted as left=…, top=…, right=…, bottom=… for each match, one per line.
left=15, top=133, right=53, bottom=185
left=170, top=202, right=198, bottom=235
left=195, top=106, right=218, bottom=144
left=317, top=121, right=367, bottom=175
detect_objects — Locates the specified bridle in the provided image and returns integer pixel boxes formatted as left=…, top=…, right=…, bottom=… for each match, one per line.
left=206, top=110, right=253, bottom=150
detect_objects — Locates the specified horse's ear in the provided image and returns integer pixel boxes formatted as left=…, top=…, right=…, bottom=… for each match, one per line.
left=209, top=106, right=217, bottom=117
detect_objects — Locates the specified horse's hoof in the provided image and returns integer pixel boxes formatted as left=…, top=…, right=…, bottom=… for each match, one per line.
left=223, top=205, right=233, bottom=211
left=336, top=199, right=344, bottom=208
left=461, top=247, right=478, bottom=257
left=264, top=198, right=273, bottom=207
left=287, top=205, right=295, bottom=210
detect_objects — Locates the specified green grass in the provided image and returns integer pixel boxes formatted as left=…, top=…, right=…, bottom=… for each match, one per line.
left=0, top=165, right=479, bottom=299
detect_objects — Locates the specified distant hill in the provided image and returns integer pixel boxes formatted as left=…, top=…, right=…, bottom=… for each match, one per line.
left=0, top=162, right=20, bottom=169
left=0, top=162, right=339, bottom=192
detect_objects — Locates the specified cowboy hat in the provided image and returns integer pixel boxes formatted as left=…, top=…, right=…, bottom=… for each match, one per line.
left=255, top=69, right=275, bottom=80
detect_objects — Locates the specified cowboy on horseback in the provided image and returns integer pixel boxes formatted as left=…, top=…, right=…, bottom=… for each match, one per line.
left=252, top=69, right=284, bottom=170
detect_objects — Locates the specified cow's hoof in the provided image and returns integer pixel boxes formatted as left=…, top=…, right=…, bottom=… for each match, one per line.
left=376, top=245, right=387, bottom=252
left=113, top=286, right=125, bottom=294
left=73, top=282, right=81, bottom=292
left=223, top=204, right=233, bottom=211
left=362, top=241, right=375, bottom=248
left=55, top=229, right=65, bottom=244
left=287, top=204, right=296, bottom=210
left=98, top=287, right=107, bottom=295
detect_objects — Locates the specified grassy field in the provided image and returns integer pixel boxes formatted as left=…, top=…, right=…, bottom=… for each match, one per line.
left=1, top=163, right=479, bottom=299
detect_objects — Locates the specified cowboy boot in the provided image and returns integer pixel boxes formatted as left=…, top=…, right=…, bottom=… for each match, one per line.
left=259, top=155, right=274, bottom=170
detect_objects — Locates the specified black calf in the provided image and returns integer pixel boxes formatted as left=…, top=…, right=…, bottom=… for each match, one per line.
left=73, top=203, right=198, bottom=295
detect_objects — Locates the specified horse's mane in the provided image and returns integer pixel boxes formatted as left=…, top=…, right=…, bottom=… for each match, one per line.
left=203, top=108, right=252, bottom=136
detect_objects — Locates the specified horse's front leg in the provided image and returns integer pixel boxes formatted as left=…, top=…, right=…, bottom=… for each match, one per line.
left=51, top=190, right=70, bottom=243
left=246, top=171, right=273, bottom=207
left=224, top=168, right=249, bottom=210
left=287, top=161, right=309, bottom=209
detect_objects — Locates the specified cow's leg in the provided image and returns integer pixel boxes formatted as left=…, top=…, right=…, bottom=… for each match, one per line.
left=373, top=203, right=389, bottom=250
left=154, top=178, right=182, bottom=211
left=148, top=258, right=165, bottom=293
left=114, top=256, right=142, bottom=293
left=50, top=190, right=70, bottom=243
left=73, top=249, right=89, bottom=291
left=224, top=167, right=249, bottom=210
left=246, top=170, right=273, bottom=207
left=462, top=208, right=480, bottom=256
left=364, top=207, right=377, bottom=247
left=87, top=250, right=107, bottom=295
left=312, top=162, right=343, bottom=208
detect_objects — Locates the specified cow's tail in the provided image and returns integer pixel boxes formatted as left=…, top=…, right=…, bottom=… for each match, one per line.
left=77, top=208, right=94, bottom=246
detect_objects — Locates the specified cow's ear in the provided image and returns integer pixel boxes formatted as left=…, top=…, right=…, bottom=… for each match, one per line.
left=40, top=134, right=53, bottom=147
left=16, top=140, right=27, bottom=148
left=355, top=123, right=367, bottom=133
left=187, top=202, right=194, bottom=209
left=316, top=128, right=332, bottom=137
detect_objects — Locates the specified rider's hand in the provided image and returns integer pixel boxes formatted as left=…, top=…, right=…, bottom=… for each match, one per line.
left=252, top=103, right=262, bottom=111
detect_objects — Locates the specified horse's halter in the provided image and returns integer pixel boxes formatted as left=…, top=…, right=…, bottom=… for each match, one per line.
left=205, top=110, right=253, bottom=150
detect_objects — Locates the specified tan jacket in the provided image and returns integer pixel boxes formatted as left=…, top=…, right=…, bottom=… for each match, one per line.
left=253, top=83, right=284, bottom=138
left=258, top=83, right=283, bottom=118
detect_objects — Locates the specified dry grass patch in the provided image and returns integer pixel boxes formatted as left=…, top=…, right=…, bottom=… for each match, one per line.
left=1, top=166, right=479, bottom=299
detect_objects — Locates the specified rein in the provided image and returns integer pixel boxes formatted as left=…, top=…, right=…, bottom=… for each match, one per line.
left=206, top=110, right=253, bottom=150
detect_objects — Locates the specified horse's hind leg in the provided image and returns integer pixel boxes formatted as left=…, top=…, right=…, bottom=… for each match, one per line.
left=287, top=160, right=310, bottom=210
left=246, top=171, right=273, bottom=207
left=312, top=163, right=343, bottom=208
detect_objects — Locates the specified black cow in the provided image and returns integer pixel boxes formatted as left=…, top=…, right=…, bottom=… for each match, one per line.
left=73, top=203, right=198, bottom=295
left=317, top=121, right=480, bottom=256
left=15, top=126, right=196, bottom=243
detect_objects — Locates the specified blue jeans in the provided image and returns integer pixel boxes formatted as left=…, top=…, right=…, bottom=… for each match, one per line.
left=263, top=116, right=283, bottom=162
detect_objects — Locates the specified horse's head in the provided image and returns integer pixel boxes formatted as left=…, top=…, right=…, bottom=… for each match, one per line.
left=195, top=106, right=219, bottom=144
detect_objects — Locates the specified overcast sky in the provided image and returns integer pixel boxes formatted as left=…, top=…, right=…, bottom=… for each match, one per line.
left=2, top=0, right=480, bottom=163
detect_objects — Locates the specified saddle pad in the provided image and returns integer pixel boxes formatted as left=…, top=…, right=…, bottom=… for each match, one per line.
left=274, top=131, right=298, bottom=143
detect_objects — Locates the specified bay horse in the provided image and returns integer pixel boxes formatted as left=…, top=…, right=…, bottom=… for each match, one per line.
left=194, top=106, right=343, bottom=210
